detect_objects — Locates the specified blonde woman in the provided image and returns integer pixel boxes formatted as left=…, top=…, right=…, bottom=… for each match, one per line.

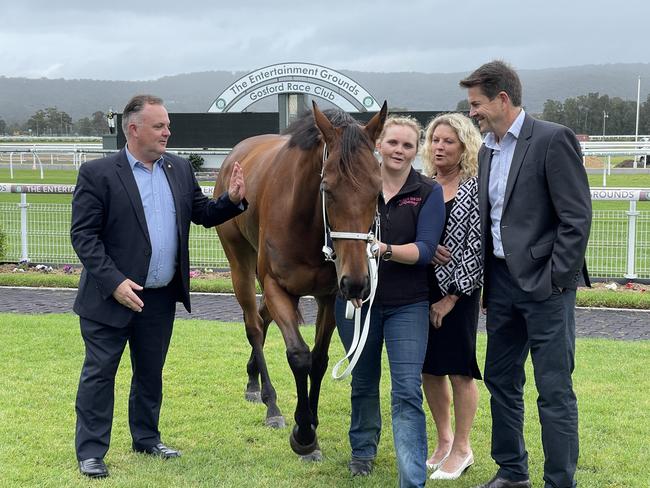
left=420, top=113, right=483, bottom=480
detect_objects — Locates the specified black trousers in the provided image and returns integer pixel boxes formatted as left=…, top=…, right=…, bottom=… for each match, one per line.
left=485, top=257, right=578, bottom=488
left=75, top=286, right=176, bottom=460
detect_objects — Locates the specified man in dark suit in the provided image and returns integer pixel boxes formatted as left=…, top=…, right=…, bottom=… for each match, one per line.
left=71, top=94, right=246, bottom=478
left=459, top=62, right=592, bottom=488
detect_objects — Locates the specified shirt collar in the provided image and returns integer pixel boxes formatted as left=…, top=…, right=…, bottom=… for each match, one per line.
left=484, top=109, right=526, bottom=150
left=125, top=144, right=163, bottom=169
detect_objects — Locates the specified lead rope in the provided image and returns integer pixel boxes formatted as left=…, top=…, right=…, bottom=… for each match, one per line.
left=319, top=142, right=381, bottom=380
left=331, top=213, right=381, bottom=380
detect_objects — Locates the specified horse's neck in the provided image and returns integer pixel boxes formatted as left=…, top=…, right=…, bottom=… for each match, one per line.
left=284, top=148, right=324, bottom=223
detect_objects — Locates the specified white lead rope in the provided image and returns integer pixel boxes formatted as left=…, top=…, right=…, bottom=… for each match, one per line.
left=331, top=242, right=380, bottom=380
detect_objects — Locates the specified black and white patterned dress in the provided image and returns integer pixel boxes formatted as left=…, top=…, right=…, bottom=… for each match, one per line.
left=422, top=176, right=483, bottom=379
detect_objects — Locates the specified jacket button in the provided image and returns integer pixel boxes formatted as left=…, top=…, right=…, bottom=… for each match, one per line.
left=144, top=249, right=151, bottom=256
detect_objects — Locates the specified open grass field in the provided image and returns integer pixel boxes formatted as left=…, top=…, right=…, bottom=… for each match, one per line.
left=0, top=313, right=648, bottom=487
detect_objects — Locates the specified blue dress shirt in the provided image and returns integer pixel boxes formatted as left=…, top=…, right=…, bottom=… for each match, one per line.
left=125, top=146, right=179, bottom=288
left=484, top=109, right=525, bottom=258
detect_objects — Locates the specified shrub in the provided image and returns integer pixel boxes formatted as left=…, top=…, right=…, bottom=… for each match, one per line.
left=0, top=226, right=7, bottom=261
left=188, top=153, right=205, bottom=173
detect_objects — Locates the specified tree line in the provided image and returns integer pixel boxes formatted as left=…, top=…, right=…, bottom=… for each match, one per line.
left=3, top=92, right=650, bottom=138
left=0, top=107, right=110, bottom=137
left=538, top=92, right=650, bottom=136
left=458, top=92, right=650, bottom=136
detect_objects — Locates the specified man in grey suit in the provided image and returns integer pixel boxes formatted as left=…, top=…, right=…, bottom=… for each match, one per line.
left=460, top=61, right=592, bottom=488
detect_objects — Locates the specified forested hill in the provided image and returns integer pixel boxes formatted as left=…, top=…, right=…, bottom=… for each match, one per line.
left=1, top=63, right=650, bottom=123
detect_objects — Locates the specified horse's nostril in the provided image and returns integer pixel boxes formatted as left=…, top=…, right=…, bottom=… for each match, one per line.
left=339, top=275, right=371, bottom=300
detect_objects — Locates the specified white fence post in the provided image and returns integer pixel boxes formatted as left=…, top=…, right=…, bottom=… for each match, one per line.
left=624, top=200, right=639, bottom=280
left=19, top=193, right=29, bottom=262
left=607, top=155, right=611, bottom=176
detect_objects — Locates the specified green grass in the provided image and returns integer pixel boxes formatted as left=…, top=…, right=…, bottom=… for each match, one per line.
left=0, top=313, right=648, bottom=487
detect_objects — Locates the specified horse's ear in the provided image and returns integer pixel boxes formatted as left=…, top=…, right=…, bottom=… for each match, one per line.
left=312, top=100, right=336, bottom=146
left=364, top=101, right=388, bottom=144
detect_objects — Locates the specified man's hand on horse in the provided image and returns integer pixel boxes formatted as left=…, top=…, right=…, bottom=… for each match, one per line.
left=228, top=161, right=245, bottom=205
left=112, top=278, right=144, bottom=312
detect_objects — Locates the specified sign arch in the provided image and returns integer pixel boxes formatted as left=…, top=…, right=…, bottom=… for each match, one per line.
left=208, top=62, right=381, bottom=113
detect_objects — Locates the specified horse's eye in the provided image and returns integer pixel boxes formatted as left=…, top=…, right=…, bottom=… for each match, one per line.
left=320, top=182, right=330, bottom=194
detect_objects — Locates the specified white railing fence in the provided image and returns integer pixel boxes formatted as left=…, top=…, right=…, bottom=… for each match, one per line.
left=0, top=185, right=649, bottom=279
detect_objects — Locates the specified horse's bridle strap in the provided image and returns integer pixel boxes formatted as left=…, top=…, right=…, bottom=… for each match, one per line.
left=329, top=231, right=372, bottom=241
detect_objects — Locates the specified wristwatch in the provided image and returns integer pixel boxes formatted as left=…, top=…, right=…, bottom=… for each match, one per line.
left=447, top=283, right=463, bottom=297
left=382, top=244, right=393, bottom=261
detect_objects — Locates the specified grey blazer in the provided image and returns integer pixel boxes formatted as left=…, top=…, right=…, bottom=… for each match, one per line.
left=478, top=114, right=592, bottom=302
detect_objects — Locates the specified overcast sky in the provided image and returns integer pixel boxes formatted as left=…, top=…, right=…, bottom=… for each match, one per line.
left=2, top=0, right=649, bottom=81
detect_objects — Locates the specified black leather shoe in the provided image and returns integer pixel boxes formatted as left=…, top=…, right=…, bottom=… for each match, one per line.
left=78, top=458, right=109, bottom=478
left=134, top=443, right=181, bottom=459
left=348, top=457, right=373, bottom=476
left=476, top=475, right=531, bottom=488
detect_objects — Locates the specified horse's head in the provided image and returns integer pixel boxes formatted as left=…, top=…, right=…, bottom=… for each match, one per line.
left=313, top=101, right=388, bottom=301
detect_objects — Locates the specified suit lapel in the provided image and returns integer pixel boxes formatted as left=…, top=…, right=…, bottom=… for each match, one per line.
left=161, top=156, right=183, bottom=234
left=115, top=149, right=151, bottom=246
left=478, top=145, right=491, bottom=219
left=502, top=114, right=533, bottom=211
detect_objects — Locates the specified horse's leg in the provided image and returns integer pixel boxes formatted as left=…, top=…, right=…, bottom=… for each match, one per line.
left=244, top=297, right=268, bottom=402
left=253, top=298, right=285, bottom=428
left=218, top=225, right=283, bottom=427
left=308, top=295, right=336, bottom=431
left=287, top=294, right=335, bottom=462
left=244, top=299, right=270, bottom=403
left=263, top=277, right=320, bottom=459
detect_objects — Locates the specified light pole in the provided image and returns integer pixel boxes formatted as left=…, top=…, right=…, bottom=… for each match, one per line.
left=602, top=111, right=609, bottom=136
left=634, top=76, right=641, bottom=168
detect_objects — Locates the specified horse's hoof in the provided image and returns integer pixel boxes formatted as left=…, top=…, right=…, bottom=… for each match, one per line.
left=245, top=390, right=262, bottom=403
left=299, top=450, right=323, bottom=462
left=265, top=415, right=286, bottom=429
left=289, top=425, right=320, bottom=457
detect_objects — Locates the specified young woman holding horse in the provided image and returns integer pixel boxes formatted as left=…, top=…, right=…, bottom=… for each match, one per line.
left=420, top=113, right=483, bottom=481
left=335, top=115, right=445, bottom=487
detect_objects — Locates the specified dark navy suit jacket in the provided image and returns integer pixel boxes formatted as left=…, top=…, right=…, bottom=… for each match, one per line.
left=71, top=148, right=246, bottom=327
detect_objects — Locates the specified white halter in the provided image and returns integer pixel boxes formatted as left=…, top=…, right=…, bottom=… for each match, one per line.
left=318, top=143, right=381, bottom=380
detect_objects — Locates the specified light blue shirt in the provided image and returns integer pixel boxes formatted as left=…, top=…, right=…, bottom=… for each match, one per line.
left=126, top=146, right=179, bottom=288
left=484, top=109, right=525, bottom=258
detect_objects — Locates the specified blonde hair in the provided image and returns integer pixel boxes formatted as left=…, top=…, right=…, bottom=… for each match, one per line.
left=421, top=112, right=481, bottom=181
left=377, top=115, right=422, bottom=150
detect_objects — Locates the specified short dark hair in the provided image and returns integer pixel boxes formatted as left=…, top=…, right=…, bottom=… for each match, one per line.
left=459, top=60, right=522, bottom=107
left=121, top=94, right=164, bottom=134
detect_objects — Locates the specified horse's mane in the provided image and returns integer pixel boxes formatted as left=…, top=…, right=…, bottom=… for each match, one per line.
left=283, top=109, right=374, bottom=186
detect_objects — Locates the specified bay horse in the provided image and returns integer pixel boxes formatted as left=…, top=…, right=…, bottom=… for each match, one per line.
left=213, top=101, right=387, bottom=460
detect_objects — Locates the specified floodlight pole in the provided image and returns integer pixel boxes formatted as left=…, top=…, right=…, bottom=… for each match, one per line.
left=634, top=76, right=641, bottom=169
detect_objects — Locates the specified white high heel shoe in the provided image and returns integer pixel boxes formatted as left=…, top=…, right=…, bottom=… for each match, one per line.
left=425, top=451, right=450, bottom=471
left=429, top=451, right=474, bottom=480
